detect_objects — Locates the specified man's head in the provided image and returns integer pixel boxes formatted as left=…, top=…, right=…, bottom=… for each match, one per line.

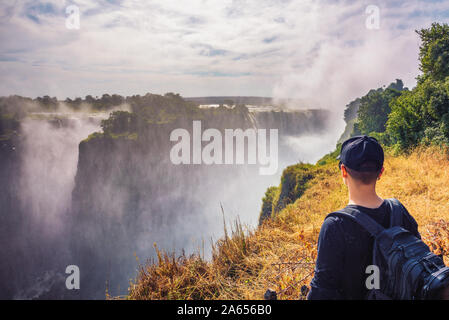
left=338, top=135, right=384, bottom=186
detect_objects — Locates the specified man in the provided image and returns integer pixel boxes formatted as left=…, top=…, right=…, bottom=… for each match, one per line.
left=307, top=135, right=421, bottom=299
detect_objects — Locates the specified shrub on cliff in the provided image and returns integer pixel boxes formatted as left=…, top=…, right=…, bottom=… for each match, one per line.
left=259, top=163, right=321, bottom=224
left=387, top=77, right=449, bottom=150
left=417, top=22, right=449, bottom=82
left=101, top=111, right=138, bottom=135
left=259, top=186, right=279, bottom=225
left=352, top=80, right=406, bottom=137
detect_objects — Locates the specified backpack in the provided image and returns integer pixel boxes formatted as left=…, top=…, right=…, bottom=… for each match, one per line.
left=328, top=198, right=449, bottom=300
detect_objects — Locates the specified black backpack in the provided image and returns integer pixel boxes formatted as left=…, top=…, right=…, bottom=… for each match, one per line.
left=328, top=198, right=449, bottom=300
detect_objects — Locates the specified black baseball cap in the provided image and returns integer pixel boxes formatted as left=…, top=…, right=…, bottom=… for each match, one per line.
left=337, top=135, right=384, bottom=172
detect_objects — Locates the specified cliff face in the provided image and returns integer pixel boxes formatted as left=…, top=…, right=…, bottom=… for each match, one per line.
left=253, top=109, right=329, bottom=136
left=0, top=134, right=71, bottom=299
left=0, top=137, right=21, bottom=298
left=0, top=117, right=101, bottom=299
left=69, top=107, right=331, bottom=298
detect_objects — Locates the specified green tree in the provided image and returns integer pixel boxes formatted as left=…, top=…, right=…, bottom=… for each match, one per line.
left=417, top=23, right=449, bottom=81
left=386, top=78, right=449, bottom=149
left=355, top=80, right=405, bottom=136
left=386, top=89, right=425, bottom=150
left=101, top=111, right=137, bottom=135
left=85, top=95, right=95, bottom=104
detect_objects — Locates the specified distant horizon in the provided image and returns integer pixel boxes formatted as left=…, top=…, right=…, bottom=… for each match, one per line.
left=2, top=93, right=275, bottom=99
left=0, top=88, right=404, bottom=110
left=1, top=93, right=292, bottom=101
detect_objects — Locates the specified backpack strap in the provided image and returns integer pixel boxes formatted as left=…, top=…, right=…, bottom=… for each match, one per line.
left=385, top=198, right=404, bottom=227
left=328, top=206, right=385, bottom=237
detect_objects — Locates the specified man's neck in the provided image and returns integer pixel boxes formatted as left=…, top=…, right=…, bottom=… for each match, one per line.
left=347, top=184, right=384, bottom=209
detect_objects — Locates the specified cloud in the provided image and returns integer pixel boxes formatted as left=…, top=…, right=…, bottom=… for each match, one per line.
left=0, top=0, right=448, bottom=112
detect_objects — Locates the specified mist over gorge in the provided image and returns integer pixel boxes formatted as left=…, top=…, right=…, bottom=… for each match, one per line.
left=0, top=93, right=334, bottom=299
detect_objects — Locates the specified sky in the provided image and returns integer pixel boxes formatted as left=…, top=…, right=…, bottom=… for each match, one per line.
left=0, top=0, right=448, bottom=111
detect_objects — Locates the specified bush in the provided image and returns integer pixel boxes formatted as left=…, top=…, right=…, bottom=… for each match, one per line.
left=354, top=80, right=405, bottom=136
left=386, top=77, right=449, bottom=151
left=101, top=111, right=137, bottom=135
left=417, top=23, right=449, bottom=81
left=259, top=186, right=279, bottom=225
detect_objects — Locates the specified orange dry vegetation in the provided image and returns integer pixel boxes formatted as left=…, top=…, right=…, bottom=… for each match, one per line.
left=126, top=146, right=449, bottom=300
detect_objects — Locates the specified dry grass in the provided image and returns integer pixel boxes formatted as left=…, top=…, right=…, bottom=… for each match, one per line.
left=127, top=146, right=449, bottom=300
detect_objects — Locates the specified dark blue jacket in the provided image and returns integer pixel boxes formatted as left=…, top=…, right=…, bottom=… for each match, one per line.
left=307, top=200, right=420, bottom=300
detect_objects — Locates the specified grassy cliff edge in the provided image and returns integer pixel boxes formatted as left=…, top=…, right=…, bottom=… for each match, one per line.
left=126, top=146, right=449, bottom=300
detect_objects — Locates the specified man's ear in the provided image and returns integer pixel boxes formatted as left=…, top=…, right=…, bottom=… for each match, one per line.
left=341, top=164, right=348, bottom=178
left=378, top=167, right=384, bottom=179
